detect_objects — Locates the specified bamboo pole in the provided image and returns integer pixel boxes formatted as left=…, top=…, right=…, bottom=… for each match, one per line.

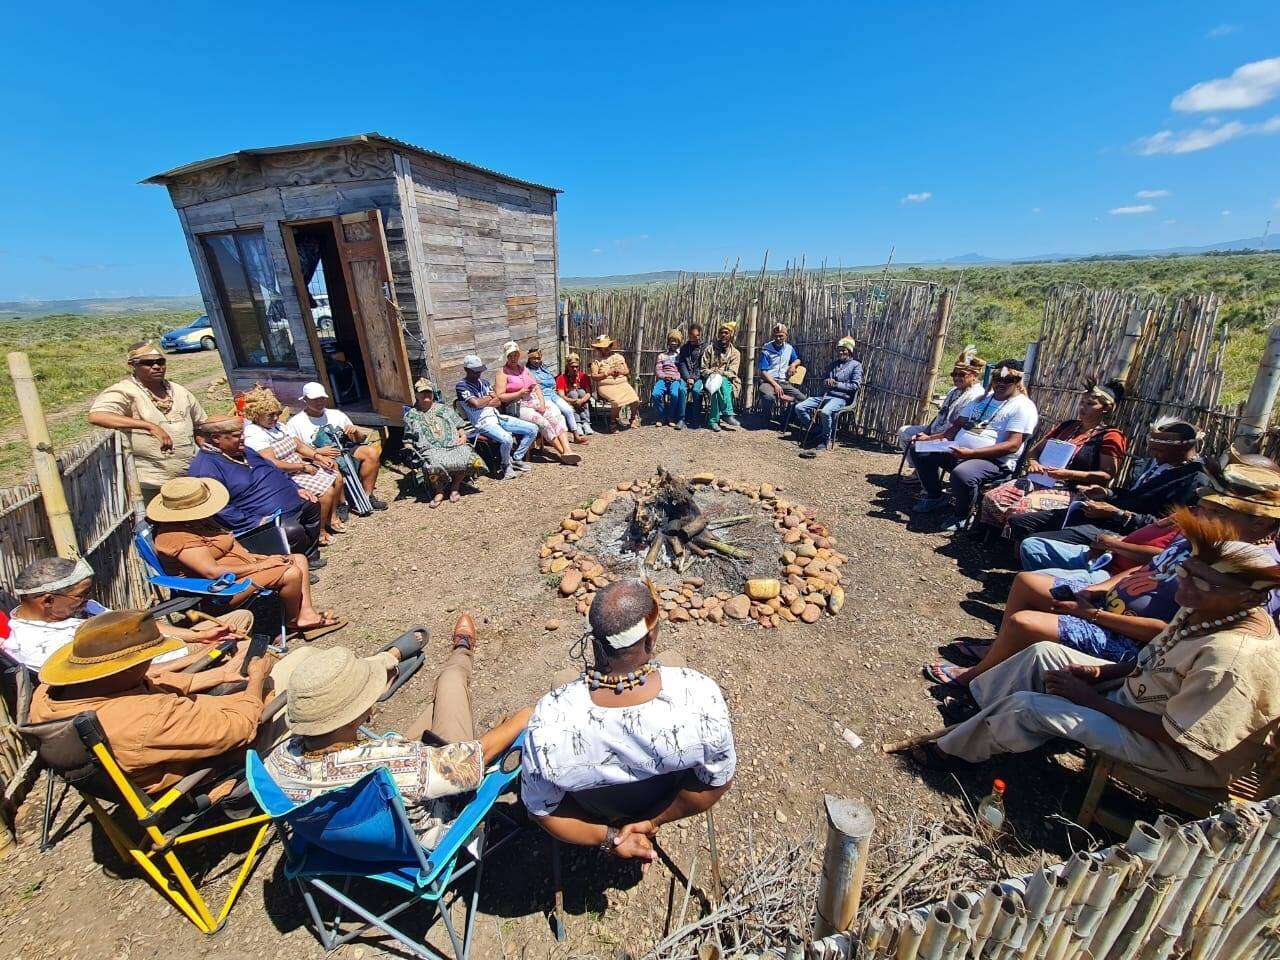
left=6, top=351, right=79, bottom=558
left=1235, top=323, right=1280, bottom=452
left=917, top=288, right=952, bottom=421
left=813, top=796, right=876, bottom=939
left=744, top=297, right=760, bottom=409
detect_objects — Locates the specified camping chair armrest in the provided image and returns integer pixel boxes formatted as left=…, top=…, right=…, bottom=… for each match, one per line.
left=150, top=595, right=203, bottom=619
left=150, top=572, right=256, bottom=598
left=261, top=691, right=287, bottom=724
left=142, top=767, right=229, bottom=823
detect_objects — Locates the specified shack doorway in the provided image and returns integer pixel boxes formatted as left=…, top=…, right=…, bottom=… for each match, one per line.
left=282, top=211, right=414, bottom=419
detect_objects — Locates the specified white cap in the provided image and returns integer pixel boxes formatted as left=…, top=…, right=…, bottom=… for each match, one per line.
left=502, top=340, right=521, bottom=357
left=462, top=354, right=486, bottom=371
left=301, top=381, right=329, bottom=400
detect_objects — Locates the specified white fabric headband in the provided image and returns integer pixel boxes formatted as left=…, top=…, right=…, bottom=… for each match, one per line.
left=602, top=619, right=650, bottom=650
left=14, top=558, right=94, bottom=596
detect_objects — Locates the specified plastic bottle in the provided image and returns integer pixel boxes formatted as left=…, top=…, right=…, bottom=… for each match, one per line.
left=977, top=778, right=1007, bottom=836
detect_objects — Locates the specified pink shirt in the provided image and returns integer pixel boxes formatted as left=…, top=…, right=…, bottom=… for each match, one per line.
left=502, top=364, right=537, bottom=394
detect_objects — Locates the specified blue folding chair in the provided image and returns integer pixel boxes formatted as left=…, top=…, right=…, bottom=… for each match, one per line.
left=245, top=734, right=524, bottom=960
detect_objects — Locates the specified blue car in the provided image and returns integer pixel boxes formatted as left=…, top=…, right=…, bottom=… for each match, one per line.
left=160, top=315, right=217, bottom=352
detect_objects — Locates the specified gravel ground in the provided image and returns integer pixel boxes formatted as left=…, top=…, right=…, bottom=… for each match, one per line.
left=0, top=422, right=1112, bottom=960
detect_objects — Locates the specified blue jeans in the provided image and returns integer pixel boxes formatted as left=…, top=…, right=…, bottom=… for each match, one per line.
left=650, top=379, right=687, bottom=423
left=548, top=393, right=589, bottom=435
left=1020, top=537, right=1091, bottom=572
left=791, top=395, right=847, bottom=445
left=474, top=415, right=537, bottom=466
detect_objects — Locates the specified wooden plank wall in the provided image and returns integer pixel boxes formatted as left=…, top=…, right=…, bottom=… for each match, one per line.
left=406, top=155, right=558, bottom=388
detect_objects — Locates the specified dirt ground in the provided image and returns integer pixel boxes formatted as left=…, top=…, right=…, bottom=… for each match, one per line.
left=0, top=423, right=1114, bottom=960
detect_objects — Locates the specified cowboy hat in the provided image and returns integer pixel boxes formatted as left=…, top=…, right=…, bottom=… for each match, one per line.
left=146, top=476, right=230, bottom=523
left=1198, top=459, right=1280, bottom=520
left=39, top=610, right=184, bottom=685
left=591, top=334, right=616, bottom=350
left=286, top=646, right=396, bottom=736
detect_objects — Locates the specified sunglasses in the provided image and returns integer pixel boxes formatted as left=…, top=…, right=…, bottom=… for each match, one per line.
left=134, top=358, right=167, bottom=367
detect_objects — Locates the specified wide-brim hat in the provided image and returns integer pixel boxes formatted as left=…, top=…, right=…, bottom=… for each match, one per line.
left=40, top=610, right=184, bottom=685
left=147, top=476, right=230, bottom=523
left=286, top=646, right=394, bottom=735
left=591, top=335, right=616, bottom=349
left=1198, top=460, right=1280, bottom=520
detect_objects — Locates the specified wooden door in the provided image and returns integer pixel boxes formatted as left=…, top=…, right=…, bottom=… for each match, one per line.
left=333, top=210, right=413, bottom=419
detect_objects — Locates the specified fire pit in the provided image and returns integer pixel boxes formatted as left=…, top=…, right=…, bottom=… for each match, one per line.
left=537, top=469, right=847, bottom=628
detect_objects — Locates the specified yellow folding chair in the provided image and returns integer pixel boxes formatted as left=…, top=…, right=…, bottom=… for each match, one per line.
left=21, top=710, right=273, bottom=933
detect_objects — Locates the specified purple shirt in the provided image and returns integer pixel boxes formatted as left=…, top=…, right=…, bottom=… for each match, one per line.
left=187, top=447, right=304, bottom=533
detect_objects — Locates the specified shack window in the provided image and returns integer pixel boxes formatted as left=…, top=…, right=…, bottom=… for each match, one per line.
left=200, top=230, right=298, bottom=369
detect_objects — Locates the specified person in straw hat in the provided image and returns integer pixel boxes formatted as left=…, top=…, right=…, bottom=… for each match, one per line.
left=588, top=334, right=640, bottom=431
left=897, top=348, right=987, bottom=480
left=924, top=458, right=1280, bottom=689
left=788, top=335, right=863, bottom=457
left=904, top=506, right=1280, bottom=787
left=27, top=610, right=301, bottom=795
left=263, top=613, right=532, bottom=848
left=495, top=341, right=581, bottom=465
left=649, top=329, right=687, bottom=428
left=403, top=377, right=477, bottom=507
left=4, top=555, right=255, bottom=677
left=88, top=342, right=207, bottom=499
left=148, top=476, right=344, bottom=640
left=699, top=322, right=743, bottom=432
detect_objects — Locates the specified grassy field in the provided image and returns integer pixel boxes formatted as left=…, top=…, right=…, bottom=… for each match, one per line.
left=0, top=310, right=224, bottom=485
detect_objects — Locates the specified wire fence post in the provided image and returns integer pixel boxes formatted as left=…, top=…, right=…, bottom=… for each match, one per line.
left=1235, top=322, right=1280, bottom=453
left=813, top=796, right=876, bottom=939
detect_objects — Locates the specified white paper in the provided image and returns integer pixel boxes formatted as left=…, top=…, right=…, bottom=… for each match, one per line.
left=913, top=439, right=956, bottom=453
left=1027, top=439, right=1076, bottom=487
left=953, top=428, right=997, bottom=450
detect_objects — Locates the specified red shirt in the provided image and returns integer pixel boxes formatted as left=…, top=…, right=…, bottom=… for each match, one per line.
left=1109, top=521, right=1182, bottom=573
left=556, top=371, right=591, bottom=393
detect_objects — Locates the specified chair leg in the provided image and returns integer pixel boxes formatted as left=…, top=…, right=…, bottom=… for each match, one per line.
left=705, top=809, right=723, bottom=895
left=40, top=769, right=56, bottom=851
left=1078, top=755, right=1115, bottom=830
left=549, top=838, right=566, bottom=941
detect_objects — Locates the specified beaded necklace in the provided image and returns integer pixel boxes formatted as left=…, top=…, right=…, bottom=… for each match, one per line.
left=1142, top=606, right=1256, bottom=663
left=584, top=660, right=659, bottom=693
left=132, top=374, right=174, bottom=414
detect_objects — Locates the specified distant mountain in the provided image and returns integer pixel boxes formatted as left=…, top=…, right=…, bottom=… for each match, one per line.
left=0, top=295, right=202, bottom=320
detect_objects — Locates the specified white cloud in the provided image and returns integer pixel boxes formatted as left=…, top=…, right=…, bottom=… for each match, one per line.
left=637, top=233, right=650, bottom=241
left=901, top=192, right=932, bottom=204
left=1274, top=199, right=1280, bottom=209
left=1222, top=209, right=1232, bottom=216
left=1136, top=115, right=1280, bottom=154
left=1136, top=189, right=1171, bottom=199
left=1172, top=57, right=1280, bottom=111
left=590, top=247, right=602, bottom=255
left=1206, top=24, right=1238, bottom=39
left=1110, top=204, right=1156, bottom=215
left=1031, top=207, right=1042, bottom=214
left=1163, top=219, right=1178, bottom=225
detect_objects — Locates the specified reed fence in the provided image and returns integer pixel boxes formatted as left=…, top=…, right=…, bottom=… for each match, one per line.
left=811, top=799, right=1280, bottom=960
left=1027, top=284, right=1237, bottom=479
left=0, top=429, right=149, bottom=613
left=563, top=268, right=956, bottom=444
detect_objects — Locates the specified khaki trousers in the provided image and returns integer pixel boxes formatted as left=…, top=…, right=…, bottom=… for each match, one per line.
left=936, top=641, right=1221, bottom=787
left=405, top=646, right=476, bottom=743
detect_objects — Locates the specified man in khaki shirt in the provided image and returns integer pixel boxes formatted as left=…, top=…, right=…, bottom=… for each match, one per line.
left=88, top=342, right=206, bottom=497
left=29, top=610, right=296, bottom=795
left=909, top=503, right=1280, bottom=788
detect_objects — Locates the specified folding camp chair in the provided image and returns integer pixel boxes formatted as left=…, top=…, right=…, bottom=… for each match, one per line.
left=19, top=710, right=277, bottom=932
left=315, top=424, right=373, bottom=516
left=245, top=734, right=525, bottom=960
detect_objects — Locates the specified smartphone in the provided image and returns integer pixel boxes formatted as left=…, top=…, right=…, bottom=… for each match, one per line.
left=1050, top=583, right=1077, bottom=601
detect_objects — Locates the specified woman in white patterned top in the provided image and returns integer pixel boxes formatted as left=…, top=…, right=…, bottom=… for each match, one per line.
left=521, top=580, right=736, bottom=862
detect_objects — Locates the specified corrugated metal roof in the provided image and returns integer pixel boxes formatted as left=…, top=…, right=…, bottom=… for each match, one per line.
left=141, top=132, right=561, bottom=193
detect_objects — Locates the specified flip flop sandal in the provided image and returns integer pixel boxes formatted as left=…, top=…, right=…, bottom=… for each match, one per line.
left=294, top=615, right=347, bottom=642
left=429, top=496, right=444, bottom=509
left=378, top=626, right=430, bottom=702
left=952, top=640, right=991, bottom=661
left=922, top=661, right=968, bottom=687
left=449, top=491, right=461, bottom=503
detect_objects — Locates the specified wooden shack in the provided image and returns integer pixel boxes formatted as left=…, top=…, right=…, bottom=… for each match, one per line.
left=145, top=132, right=561, bottom=424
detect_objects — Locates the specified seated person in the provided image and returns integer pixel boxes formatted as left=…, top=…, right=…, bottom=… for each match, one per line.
left=187, top=414, right=324, bottom=563
left=240, top=385, right=345, bottom=546
left=758, top=323, right=807, bottom=422
left=912, top=360, right=1039, bottom=532
left=521, top=580, right=736, bottom=862
left=675, top=323, right=707, bottom=428
left=700, top=322, right=743, bottom=432
left=264, top=614, right=531, bottom=848
left=978, top=379, right=1127, bottom=535
left=403, top=378, right=476, bottom=508
left=286, top=381, right=387, bottom=512
left=898, top=351, right=987, bottom=479
left=906, top=512, right=1280, bottom=791
left=928, top=466, right=1280, bottom=688
left=650, top=330, right=687, bottom=428
left=4, top=556, right=254, bottom=680
left=149, top=477, right=343, bottom=639
left=456, top=354, right=539, bottom=480
left=1024, top=518, right=1182, bottom=586
left=589, top=335, right=641, bottom=431
left=28, top=610, right=296, bottom=795
left=790, top=336, right=863, bottom=456
left=1013, top=416, right=1204, bottom=555
left=495, top=342, right=581, bottom=465
left=555, top=352, right=595, bottom=436
left=528, top=347, right=590, bottom=441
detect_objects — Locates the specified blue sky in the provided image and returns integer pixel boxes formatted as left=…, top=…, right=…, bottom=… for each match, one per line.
left=1, top=1, right=1277, bottom=299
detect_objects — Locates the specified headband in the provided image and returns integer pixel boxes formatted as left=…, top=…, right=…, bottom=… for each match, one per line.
left=14, top=558, right=94, bottom=596
left=1087, top=383, right=1118, bottom=408
left=838, top=336, right=856, bottom=352
left=197, top=414, right=243, bottom=433
left=599, top=599, right=661, bottom=650
left=1195, top=542, right=1280, bottom=590
left=128, top=343, right=164, bottom=362
left=993, top=365, right=1023, bottom=381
